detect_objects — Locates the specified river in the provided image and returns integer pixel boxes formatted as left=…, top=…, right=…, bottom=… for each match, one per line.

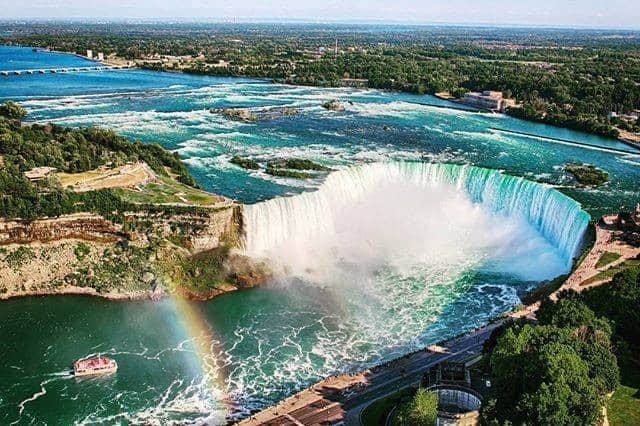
left=0, top=45, right=639, bottom=424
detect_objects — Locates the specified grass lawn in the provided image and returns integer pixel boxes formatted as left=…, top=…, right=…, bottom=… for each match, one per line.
left=361, top=387, right=415, bottom=426
left=582, top=259, right=640, bottom=286
left=596, top=251, right=622, bottom=268
left=608, top=357, right=640, bottom=425
left=117, top=175, right=223, bottom=206
left=57, top=168, right=108, bottom=186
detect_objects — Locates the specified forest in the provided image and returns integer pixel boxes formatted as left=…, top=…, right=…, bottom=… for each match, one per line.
left=481, top=267, right=640, bottom=424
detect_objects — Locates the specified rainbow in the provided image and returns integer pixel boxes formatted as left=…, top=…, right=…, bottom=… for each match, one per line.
left=167, top=294, right=231, bottom=418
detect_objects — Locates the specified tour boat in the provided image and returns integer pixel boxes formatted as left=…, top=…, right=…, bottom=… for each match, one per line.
left=73, top=356, right=117, bottom=377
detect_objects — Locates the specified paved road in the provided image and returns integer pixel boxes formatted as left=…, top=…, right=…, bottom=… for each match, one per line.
left=237, top=323, right=499, bottom=426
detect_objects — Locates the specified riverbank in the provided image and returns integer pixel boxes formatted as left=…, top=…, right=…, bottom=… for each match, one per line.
left=133, top=61, right=638, bottom=147
left=0, top=285, right=157, bottom=301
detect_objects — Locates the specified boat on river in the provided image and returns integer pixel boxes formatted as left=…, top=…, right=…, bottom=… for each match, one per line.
left=73, top=356, right=117, bottom=377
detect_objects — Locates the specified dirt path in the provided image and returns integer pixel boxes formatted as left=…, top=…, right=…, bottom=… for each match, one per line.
left=57, top=162, right=156, bottom=192
left=552, top=215, right=640, bottom=300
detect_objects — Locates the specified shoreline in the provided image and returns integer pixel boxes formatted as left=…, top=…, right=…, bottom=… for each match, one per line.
left=0, top=286, right=157, bottom=302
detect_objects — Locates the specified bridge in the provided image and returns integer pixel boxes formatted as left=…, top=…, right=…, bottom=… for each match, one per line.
left=0, top=65, right=135, bottom=76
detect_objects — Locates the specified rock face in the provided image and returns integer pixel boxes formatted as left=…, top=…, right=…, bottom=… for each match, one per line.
left=190, top=206, right=241, bottom=251
left=0, top=213, right=126, bottom=245
left=0, top=205, right=243, bottom=300
left=123, top=205, right=241, bottom=252
left=321, top=99, right=345, bottom=111
left=210, top=107, right=256, bottom=121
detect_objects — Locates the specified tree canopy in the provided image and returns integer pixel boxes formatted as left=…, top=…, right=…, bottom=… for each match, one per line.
left=483, top=291, right=621, bottom=425
left=0, top=102, right=199, bottom=221
left=392, top=388, right=438, bottom=426
left=582, top=267, right=640, bottom=345
left=0, top=101, right=27, bottom=121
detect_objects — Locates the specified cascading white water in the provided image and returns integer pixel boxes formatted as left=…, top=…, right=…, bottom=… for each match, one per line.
left=243, top=162, right=590, bottom=276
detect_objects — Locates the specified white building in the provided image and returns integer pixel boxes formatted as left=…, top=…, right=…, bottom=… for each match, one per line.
left=462, top=91, right=515, bottom=112
left=86, top=49, right=93, bottom=59
left=97, top=52, right=104, bottom=61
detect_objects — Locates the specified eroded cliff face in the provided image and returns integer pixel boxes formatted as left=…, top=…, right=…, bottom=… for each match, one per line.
left=0, top=205, right=251, bottom=300
left=123, top=206, right=242, bottom=252
left=0, top=213, right=126, bottom=245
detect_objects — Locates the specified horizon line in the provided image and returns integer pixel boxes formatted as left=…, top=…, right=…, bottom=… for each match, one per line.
left=1, top=18, right=639, bottom=32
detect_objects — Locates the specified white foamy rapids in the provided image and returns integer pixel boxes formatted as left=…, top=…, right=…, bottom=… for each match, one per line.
left=243, top=162, right=590, bottom=281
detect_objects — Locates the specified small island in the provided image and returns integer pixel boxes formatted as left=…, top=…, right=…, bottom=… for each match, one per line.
left=230, top=156, right=331, bottom=179
left=565, top=163, right=609, bottom=186
left=211, top=107, right=256, bottom=122
left=211, top=106, right=299, bottom=122
left=230, top=156, right=261, bottom=170
left=267, top=158, right=331, bottom=172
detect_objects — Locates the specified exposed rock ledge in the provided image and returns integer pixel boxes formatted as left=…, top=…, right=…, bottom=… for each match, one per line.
left=0, top=213, right=127, bottom=245
left=0, top=205, right=271, bottom=302
left=0, top=285, right=155, bottom=301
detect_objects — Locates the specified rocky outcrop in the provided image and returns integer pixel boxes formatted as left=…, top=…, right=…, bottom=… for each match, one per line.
left=0, top=213, right=127, bottom=245
left=210, top=107, right=256, bottom=121
left=0, top=203, right=254, bottom=301
left=123, top=205, right=241, bottom=252
left=321, top=99, right=345, bottom=111
left=211, top=106, right=299, bottom=122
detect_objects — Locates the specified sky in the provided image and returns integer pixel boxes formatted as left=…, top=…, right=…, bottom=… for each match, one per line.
left=1, top=0, right=639, bottom=29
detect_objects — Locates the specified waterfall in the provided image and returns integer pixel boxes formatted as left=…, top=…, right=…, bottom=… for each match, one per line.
left=243, top=162, right=590, bottom=265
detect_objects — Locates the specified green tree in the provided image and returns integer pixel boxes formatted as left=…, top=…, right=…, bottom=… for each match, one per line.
left=0, top=101, right=27, bottom=120
left=392, top=388, right=438, bottom=426
left=536, top=293, right=620, bottom=394
left=537, top=293, right=596, bottom=329
left=582, top=267, right=640, bottom=344
left=485, top=323, right=605, bottom=425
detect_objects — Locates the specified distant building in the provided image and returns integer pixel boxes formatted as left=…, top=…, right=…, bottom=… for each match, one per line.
left=462, top=91, right=515, bottom=112
left=86, top=49, right=93, bottom=59
left=609, top=111, right=639, bottom=121
left=24, top=166, right=57, bottom=182
left=97, top=52, right=104, bottom=61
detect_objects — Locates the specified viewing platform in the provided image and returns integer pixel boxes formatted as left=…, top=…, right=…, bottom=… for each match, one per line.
left=0, top=65, right=135, bottom=76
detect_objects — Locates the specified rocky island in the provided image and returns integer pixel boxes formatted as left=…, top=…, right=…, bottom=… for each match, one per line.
left=565, top=162, right=609, bottom=186
left=230, top=155, right=332, bottom=179
left=211, top=106, right=299, bottom=122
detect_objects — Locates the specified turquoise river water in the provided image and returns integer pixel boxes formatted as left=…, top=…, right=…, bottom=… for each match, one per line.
left=0, top=45, right=639, bottom=425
